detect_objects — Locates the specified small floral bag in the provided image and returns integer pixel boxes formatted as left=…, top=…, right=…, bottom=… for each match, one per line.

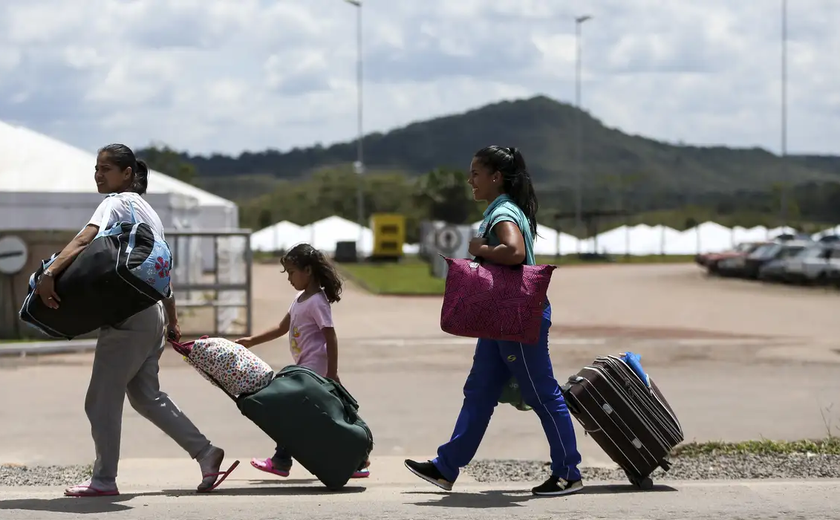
left=170, top=335, right=275, bottom=397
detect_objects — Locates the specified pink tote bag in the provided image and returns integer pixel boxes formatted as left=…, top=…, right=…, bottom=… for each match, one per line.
left=439, top=256, right=557, bottom=345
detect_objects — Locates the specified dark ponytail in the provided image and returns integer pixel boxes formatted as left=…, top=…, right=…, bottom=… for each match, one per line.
left=97, top=143, right=149, bottom=195
left=132, top=159, right=149, bottom=195
left=473, top=145, right=539, bottom=236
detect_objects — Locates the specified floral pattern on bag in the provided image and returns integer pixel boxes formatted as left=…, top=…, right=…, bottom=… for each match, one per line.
left=183, top=337, right=274, bottom=396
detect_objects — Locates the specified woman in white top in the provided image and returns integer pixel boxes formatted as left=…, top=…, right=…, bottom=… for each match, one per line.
left=33, top=144, right=237, bottom=497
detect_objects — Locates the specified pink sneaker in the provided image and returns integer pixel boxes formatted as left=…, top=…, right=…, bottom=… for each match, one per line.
left=250, top=457, right=290, bottom=477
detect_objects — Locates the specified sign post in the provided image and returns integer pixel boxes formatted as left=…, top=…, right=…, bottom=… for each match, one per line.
left=0, top=235, right=29, bottom=340
left=0, top=236, right=28, bottom=276
left=435, top=226, right=462, bottom=256
left=432, top=225, right=471, bottom=279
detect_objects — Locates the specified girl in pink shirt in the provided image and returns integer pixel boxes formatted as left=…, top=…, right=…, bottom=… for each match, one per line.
left=235, top=243, right=370, bottom=479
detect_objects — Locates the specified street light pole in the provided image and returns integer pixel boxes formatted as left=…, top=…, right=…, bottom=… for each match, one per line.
left=574, top=15, right=591, bottom=248
left=344, top=0, right=365, bottom=252
left=779, top=0, right=788, bottom=228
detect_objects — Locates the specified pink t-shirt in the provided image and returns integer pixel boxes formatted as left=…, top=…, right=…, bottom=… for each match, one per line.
left=288, top=291, right=334, bottom=376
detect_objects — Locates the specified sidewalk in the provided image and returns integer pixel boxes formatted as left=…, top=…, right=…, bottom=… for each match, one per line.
left=0, top=457, right=836, bottom=520
left=0, top=339, right=96, bottom=357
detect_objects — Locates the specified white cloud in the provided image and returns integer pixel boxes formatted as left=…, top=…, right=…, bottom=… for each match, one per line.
left=0, top=0, right=837, bottom=158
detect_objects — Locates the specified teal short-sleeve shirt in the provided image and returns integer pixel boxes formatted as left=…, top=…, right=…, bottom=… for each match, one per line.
left=476, top=194, right=536, bottom=265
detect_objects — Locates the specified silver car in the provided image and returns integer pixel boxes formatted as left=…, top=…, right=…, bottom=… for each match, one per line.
left=782, top=244, right=840, bottom=285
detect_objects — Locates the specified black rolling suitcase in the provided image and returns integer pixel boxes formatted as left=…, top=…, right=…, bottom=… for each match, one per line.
left=561, top=354, right=684, bottom=489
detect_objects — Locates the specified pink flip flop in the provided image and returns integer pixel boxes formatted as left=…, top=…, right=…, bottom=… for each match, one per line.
left=64, top=482, right=120, bottom=497
left=351, top=468, right=370, bottom=478
left=250, top=457, right=290, bottom=477
left=197, top=459, right=240, bottom=493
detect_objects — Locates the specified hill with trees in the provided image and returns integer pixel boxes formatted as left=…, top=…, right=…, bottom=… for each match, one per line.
left=138, top=95, right=840, bottom=238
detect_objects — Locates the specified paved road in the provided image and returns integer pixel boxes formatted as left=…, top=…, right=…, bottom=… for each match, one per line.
left=1, top=458, right=837, bottom=520
left=2, top=263, right=839, bottom=518
left=1, top=480, right=837, bottom=520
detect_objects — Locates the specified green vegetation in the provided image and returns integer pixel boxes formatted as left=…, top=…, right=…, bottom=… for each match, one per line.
left=335, top=254, right=698, bottom=296
left=141, top=96, right=840, bottom=192
left=672, top=437, right=840, bottom=457
left=338, top=259, right=445, bottom=296
left=135, top=95, right=840, bottom=241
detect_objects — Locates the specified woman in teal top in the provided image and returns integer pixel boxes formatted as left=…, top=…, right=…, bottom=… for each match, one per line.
left=405, top=145, right=583, bottom=496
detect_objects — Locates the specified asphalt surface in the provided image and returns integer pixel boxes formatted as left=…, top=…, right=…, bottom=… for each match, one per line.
left=1, top=263, right=838, bottom=518
left=1, top=480, right=837, bottom=520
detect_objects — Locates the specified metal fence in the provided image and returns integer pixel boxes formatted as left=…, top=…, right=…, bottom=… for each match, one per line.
left=167, top=229, right=253, bottom=337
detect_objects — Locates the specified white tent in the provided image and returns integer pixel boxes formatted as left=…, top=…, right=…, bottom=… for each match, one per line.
left=813, top=225, right=840, bottom=240
left=250, top=220, right=307, bottom=252
left=0, top=120, right=239, bottom=271
left=663, top=221, right=734, bottom=255
left=732, top=226, right=769, bottom=244
left=0, top=120, right=243, bottom=332
left=581, top=224, right=681, bottom=256
left=637, top=225, right=684, bottom=255
left=470, top=220, right=580, bottom=256
left=581, top=225, right=632, bottom=255
left=301, top=216, right=374, bottom=255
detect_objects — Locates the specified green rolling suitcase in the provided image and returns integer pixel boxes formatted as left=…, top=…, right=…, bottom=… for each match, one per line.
left=236, top=365, right=374, bottom=490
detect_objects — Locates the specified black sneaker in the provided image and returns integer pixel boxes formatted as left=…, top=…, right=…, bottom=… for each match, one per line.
left=532, top=475, right=584, bottom=496
left=404, top=459, right=454, bottom=491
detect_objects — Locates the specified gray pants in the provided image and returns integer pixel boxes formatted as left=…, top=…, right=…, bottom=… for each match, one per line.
left=85, top=302, right=211, bottom=483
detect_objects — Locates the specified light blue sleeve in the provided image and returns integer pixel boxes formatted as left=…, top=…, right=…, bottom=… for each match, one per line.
left=487, top=203, right=520, bottom=230
left=486, top=201, right=535, bottom=265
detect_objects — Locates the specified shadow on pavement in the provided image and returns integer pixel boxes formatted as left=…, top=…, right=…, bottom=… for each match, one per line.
left=406, top=490, right=532, bottom=509
left=161, top=485, right=367, bottom=497
left=580, top=483, right=678, bottom=495
left=0, top=494, right=145, bottom=515
left=245, top=478, right=319, bottom=485
left=405, top=484, right=678, bottom=509
left=0, top=485, right=367, bottom=513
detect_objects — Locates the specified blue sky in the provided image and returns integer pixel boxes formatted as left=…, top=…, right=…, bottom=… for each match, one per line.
left=1, top=0, right=838, bottom=157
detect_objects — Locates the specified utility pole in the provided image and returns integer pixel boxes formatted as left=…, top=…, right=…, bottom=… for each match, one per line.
left=779, top=0, right=788, bottom=228
left=574, top=14, right=592, bottom=248
left=344, top=0, right=365, bottom=251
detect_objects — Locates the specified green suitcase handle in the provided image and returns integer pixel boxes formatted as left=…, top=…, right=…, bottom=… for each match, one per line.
left=276, top=366, right=362, bottom=420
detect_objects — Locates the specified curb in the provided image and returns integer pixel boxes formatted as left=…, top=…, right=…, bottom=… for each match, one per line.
left=0, top=339, right=98, bottom=357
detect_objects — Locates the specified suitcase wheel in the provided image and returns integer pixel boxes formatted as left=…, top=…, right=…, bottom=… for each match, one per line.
left=625, top=470, right=654, bottom=490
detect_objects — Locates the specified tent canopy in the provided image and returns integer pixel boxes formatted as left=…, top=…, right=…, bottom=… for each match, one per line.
left=0, top=120, right=235, bottom=209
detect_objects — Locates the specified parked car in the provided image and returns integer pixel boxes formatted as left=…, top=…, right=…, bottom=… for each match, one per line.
left=701, top=242, right=764, bottom=275
left=781, top=244, right=840, bottom=286
left=732, top=240, right=812, bottom=279
left=757, top=256, right=790, bottom=283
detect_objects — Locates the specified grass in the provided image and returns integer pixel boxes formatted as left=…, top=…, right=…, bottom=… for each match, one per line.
left=336, top=254, right=697, bottom=295
left=672, top=437, right=840, bottom=458
left=339, top=258, right=445, bottom=295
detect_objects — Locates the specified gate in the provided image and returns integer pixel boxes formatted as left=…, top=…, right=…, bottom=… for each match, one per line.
left=166, top=229, right=253, bottom=338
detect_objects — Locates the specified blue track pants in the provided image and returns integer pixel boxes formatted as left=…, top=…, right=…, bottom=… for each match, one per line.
left=432, top=304, right=582, bottom=482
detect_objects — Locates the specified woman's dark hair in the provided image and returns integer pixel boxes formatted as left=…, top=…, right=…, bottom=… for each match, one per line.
left=281, top=243, right=343, bottom=303
left=474, top=145, right=538, bottom=236
left=98, top=143, right=149, bottom=195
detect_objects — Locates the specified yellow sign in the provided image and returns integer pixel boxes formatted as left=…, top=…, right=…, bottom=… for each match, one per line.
left=370, top=213, right=405, bottom=258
